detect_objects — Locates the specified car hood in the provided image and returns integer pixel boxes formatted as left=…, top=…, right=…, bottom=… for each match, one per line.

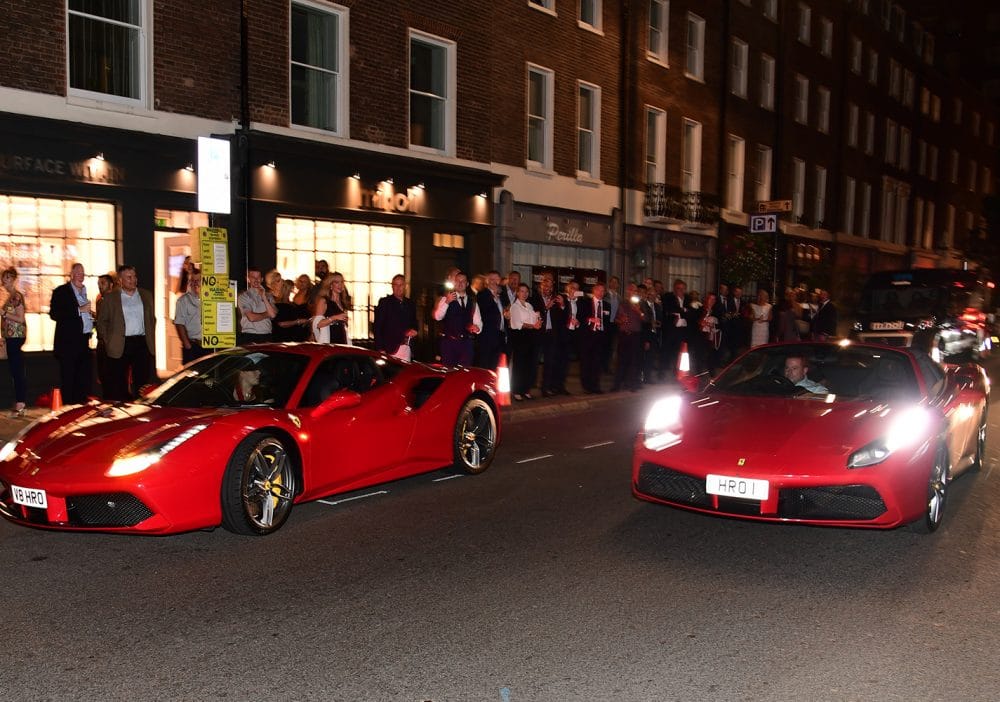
left=14, top=404, right=225, bottom=468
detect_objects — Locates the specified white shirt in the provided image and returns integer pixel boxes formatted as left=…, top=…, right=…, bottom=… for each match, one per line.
left=238, top=288, right=273, bottom=334
left=433, top=294, right=483, bottom=330
left=72, top=283, right=94, bottom=334
left=121, top=289, right=145, bottom=336
left=173, top=290, right=201, bottom=340
left=509, top=300, right=539, bottom=330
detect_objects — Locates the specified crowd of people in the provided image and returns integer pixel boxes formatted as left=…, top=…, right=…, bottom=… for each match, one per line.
left=0, top=255, right=840, bottom=414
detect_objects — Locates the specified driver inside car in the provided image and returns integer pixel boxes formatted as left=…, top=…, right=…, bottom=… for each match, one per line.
left=783, top=355, right=829, bottom=394
left=231, top=354, right=272, bottom=404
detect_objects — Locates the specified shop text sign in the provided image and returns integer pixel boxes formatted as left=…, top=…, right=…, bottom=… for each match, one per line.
left=0, top=153, right=126, bottom=184
left=546, top=222, right=584, bottom=244
left=360, top=188, right=420, bottom=214
left=512, top=208, right=612, bottom=249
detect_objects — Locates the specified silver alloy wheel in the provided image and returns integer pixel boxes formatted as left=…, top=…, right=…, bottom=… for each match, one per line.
left=926, top=447, right=949, bottom=529
left=241, top=437, right=296, bottom=530
left=973, top=411, right=987, bottom=471
left=455, top=399, right=496, bottom=474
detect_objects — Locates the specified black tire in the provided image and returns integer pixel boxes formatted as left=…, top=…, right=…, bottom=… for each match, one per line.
left=453, top=397, right=498, bottom=475
left=221, top=432, right=297, bottom=535
left=970, top=410, right=987, bottom=473
left=909, top=443, right=950, bottom=534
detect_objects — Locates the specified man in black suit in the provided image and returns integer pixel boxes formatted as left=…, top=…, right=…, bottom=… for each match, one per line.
left=373, top=274, right=418, bottom=361
left=661, top=278, right=693, bottom=382
left=811, top=289, right=838, bottom=340
left=578, top=282, right=612, bottom=393
left=475, top=271, right=506, bottom=371
left=49, top=262, right=94, bottom=404
left=533, top=272, right=567, bottom=396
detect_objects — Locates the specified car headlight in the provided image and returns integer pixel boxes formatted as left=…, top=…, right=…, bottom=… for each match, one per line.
left=848, top=407, right=932, bottom=468
left=0, top=439, right=17, bottom=463
left=106, top=424, right=208, bottom=477
left=643, top=395, right=684, bottom=450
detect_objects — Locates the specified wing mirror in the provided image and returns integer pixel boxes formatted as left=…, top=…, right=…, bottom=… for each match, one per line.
left=309, top=389, right=362, bottom=419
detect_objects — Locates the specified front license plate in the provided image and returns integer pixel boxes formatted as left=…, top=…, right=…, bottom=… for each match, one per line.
left=706, top=474, right=769, bottom=501
left=10, top=484, right=47, bottom=509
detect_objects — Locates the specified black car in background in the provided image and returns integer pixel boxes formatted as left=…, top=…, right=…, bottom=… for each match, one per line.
left=852, top=269, right=994, bottom=361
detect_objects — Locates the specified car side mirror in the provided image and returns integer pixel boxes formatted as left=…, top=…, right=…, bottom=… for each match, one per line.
left=310, top=389, right=362, bottom=419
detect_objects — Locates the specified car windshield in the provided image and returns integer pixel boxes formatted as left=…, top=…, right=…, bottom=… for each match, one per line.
left=711, top=344, right=921, bottom=401
left=140, top=350, right=310, bottom=409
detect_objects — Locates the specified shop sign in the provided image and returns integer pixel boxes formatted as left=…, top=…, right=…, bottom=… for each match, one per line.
left=513, top=208, right=612, bottom=249
left=0, top=153, right=126, bottom=185
left=360, top=188, right=419, bottom=214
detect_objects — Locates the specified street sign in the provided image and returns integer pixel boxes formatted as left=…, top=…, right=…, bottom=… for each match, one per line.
left=749, top=214, right=778, bottom=234
left=757, top=199, right=792, bottom=213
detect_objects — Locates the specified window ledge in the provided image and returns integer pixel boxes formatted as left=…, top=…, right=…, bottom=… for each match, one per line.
left=527, top=2, right=557, bottom=17
left=525, top=164, right=556, bottom=178
left=575, top=174, right=603, bottom=186
left=578, top=21, right=604, bottom=36
left=67, top=92, right=151, bottom=117
left=647, top=54, right=670, bottom=69
left=684, top=72, right=706, bottom=84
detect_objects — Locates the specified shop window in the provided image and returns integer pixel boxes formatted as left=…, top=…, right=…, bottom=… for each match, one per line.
left=432, top=233, right=465, bottom=249
left=409, top=31, right=455, bottom=154
left=275, top=217, right=404, bottom=342
left=0, top=196, right=116, bottom=352
left=290, top=1, right=348, bottom=135
left=68, top=0, right=146, bottom=104
left=512, top=242, right=608, bottom=272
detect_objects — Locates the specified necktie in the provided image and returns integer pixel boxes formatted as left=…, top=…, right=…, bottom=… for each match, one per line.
left=459, top=296, right=465, bottom=308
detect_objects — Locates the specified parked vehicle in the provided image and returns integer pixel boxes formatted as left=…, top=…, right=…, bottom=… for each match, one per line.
left=851, top=268, right=993, bottom=361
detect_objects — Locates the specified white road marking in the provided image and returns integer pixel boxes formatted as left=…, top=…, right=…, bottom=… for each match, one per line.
left=582, top=440, right=614, bottom=449
left=318, top=490, right=388, bottom=506
left=432, top=474, right=464, bottom=482
left=516, top=454, right=553, bottom=464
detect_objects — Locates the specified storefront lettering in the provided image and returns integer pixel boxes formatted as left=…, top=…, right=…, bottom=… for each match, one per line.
left=360, top=188, right=418, bottom=214
left=546, top=222, right=584, bottom=244
left=0, top=153, right=125, bottom=185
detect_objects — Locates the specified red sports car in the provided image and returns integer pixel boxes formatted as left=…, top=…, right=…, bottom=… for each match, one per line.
left=633, top=342, right=989, bottom=532
left=0, top=345, right=500, bottom=536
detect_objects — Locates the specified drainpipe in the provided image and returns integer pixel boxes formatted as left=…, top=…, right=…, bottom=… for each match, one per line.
left=618, top=0, right=632, bottom=283
left=239, top=0, right=251, bottom=271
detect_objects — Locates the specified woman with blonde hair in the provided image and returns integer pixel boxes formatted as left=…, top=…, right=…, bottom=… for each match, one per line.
left=325, top=272, right=351, bottom=344
left=1, top=267, right=28, bottom=416
left=750, top=289, right=773, bottom=347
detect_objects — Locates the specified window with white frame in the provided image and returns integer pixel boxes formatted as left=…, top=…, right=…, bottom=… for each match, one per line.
left=860, top=182, right=872, bottom=237
left=793, top=74, right=809, bottom=124
left=867, top=48, right=878, bottom=85
left=814, top=166, right=827, bottom=226
left=792, top=158, right=806, bottom=219
left=953, top=98, right=963, bottom=125
left=972, top=111, right=981, bottom=137
left=922, top=200, right=935, bottom=249
left=968, top=160, right=978, bottom=191
left=864, top=111, right=875, bottom=155
left=67, top=0, right=146, bottom=102
left=888, top=60, right=901, bottom=100
left=931, top=94, right=940, bottom=122
left=409, top=31, right=455, bottom=154
left=903, top=70, right=914, bottom=107
left=731, top=39, right=748, bottom=98
left=681, top=119, right=702, bottom=192
left=920, top=87, right=930, bottom=114
left=917, top=139, right=927, bottom=175
left=929, top=145, right=939, bottom=179
left=816, top=86, right=830, bottom=133
left=754, top=145, right=772, bottom=202
left=892, top=4, right=906, bottom=42
left=847, top=103, right=859, bottom=147
left=527, top=64, right=554, bottom=168
left=648, top=0, right=669, bottom=63
left=276, top=217, right=404, bottom=343
left=645, top=107, right=666, bottom=185
left=899, top=128, right=911, bottom=171
left=726, top=135, right=745, bottom=211
left=529, top=0, right=555, bottom=12
left=843, top=176, right=856, bottom=235
left=797, top=3, right=811, bottom=44
left=820, top=18, right=833, bottom=57
left=580, top=0, right=601, bottom=31
left=987, top=122, right=995, bottom=146
left=577, top=82, right=601, bottom=178
left=949, top=149, right=959, bottom=183
left=983, top=167, right=992, bottom=195
left=290, top=1, right=347, bottom=134
left=685, top=13, right=705, bottom=81
left=849, top=36, right=862, bottom=74
left=760, top=54, right=775, bottom=110
left=763, top=0, right=777, bottom=21
left=885, top=119, right=898, bottom=165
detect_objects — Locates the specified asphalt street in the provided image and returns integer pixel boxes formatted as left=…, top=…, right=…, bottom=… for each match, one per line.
left=1, top=362, right=1000, bottom=701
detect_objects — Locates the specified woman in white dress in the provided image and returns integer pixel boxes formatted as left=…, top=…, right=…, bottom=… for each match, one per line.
left=508, top=283, right=541, bottom=400
left=750, top=289, right=772, bottom=347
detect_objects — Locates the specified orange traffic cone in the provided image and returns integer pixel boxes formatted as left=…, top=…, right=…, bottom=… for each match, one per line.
left=677, top=342, right=690, bottom=378
left=496, top=353, right=511, bottom=406
left=50, top=387, right=63, bottom=412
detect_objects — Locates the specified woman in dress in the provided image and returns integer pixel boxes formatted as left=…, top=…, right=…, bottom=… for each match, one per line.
left=750, top=289, right=772, bottom=347
left=273, top=279, right=310, bottom=342
left=292, top=274, right=312, bottom=306
left=1, top=267, right=28, bottom=417
left=326, top=272, right=351, bottom=344
left=696, top=291, right=721, bottom=374
left=507, top=283, right=541, bottom=400
left=309, top=296, right=337, bottom=344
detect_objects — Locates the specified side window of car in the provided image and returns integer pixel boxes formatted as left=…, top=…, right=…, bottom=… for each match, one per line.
left=354, top=358, right=382, bottom=394
left=913, top=351, right=945, bottom=397
left=300, top=357, right=354, bottom=407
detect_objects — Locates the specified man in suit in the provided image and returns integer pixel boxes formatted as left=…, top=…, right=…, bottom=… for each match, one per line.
left=96, top=264, right=156, bottom=400
left=613, top=283, right=645, bottom=392
left=578, top=282, right=612, bottom=393
left=475, top=270, right=506, bottom=371
left=639, top=283, right=662, bottom=383
left=661, top=278, right=693, bottom=382
left=433, top=272, right=481, bottom=366
left=374, top=274, right=418, bottom=361
left=533, top=272, right=567, bottom=396
left=722, top=284, right=750, bottom=361
left=556, top=280, right=582, bottom=395
left=812, top=289, right=838, bottom=340
left=49, top=262, right=95, bottom=404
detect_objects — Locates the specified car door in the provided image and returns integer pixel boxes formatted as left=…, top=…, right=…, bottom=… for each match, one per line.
left=297, top=356, right=416, bottom=494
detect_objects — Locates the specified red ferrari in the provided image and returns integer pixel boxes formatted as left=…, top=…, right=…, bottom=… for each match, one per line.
left=0, top=345, right=501, bottom=535
left=633, top=342, right=989, bottom=532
